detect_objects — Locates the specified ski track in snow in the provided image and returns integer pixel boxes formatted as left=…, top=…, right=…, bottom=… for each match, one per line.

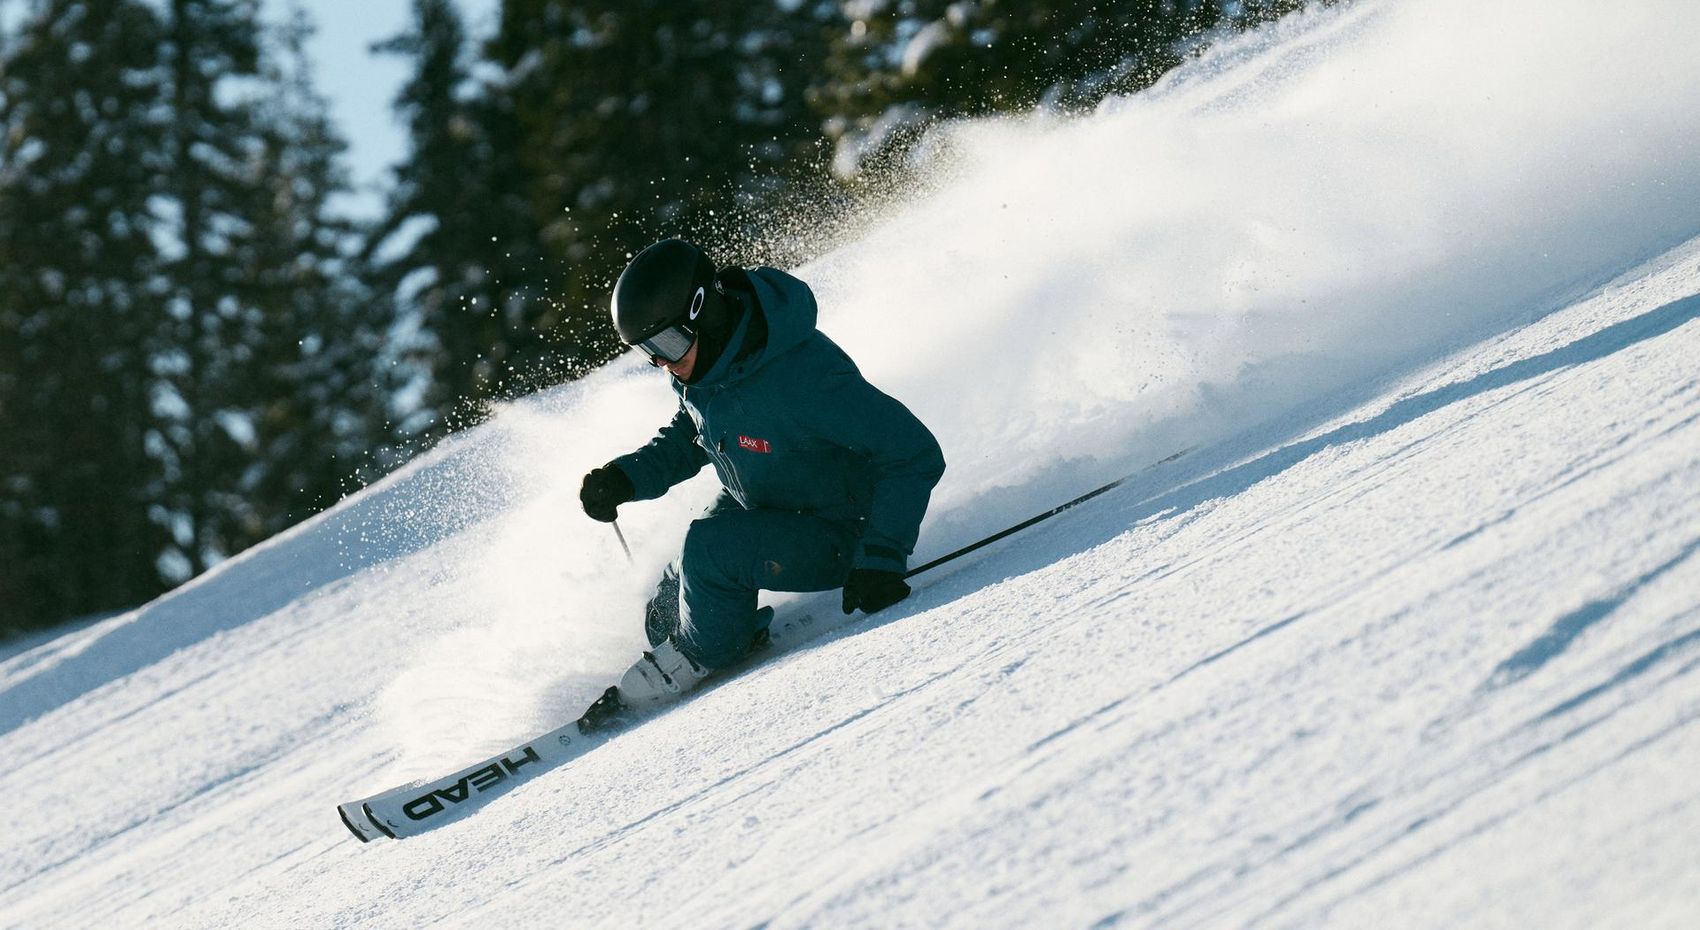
left=2, top=235, right=1695, bottom=930
left=4, top=0, right=1700, bottom=925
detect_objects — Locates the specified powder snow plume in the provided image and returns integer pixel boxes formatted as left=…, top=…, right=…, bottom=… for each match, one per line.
left=807, top=0, right=1700, bottom=540
left=373, top=0, right=1700, bottom=774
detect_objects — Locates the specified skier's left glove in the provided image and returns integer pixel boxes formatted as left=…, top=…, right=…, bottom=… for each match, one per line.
left=842, top=569, right=911, bottom=615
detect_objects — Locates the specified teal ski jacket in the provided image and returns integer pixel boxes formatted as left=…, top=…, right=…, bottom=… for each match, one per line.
left=613, top=268, right=945, bottom=574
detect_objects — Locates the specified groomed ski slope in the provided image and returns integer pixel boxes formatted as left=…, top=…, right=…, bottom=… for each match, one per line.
left=4, top=0, right=1700, bottom=926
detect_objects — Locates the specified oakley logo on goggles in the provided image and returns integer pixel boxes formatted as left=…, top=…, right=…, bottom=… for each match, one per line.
left=633, top=322, right=696, bottom=363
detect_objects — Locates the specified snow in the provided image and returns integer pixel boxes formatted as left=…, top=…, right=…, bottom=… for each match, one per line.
left=4, top=0, right=1700, bottom=926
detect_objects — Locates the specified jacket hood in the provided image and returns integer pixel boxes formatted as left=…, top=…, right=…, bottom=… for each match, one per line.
left=686, top=267, right=818, bottom=388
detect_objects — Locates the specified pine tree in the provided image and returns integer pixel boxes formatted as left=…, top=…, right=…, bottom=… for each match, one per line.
left=236, top=10, right=387, bottom=528
left=152, top=0, right=385, bottom=579
left=0, top=0, right=171, bottom=631
left=816, top=0, right=1321, bottom=181
left=368, top=0, right=553, bottom=442
left=154, top=0, right=273, bottom=578
left=486, top=0, right=837, bottom=349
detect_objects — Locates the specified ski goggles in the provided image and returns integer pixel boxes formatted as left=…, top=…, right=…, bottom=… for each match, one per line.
left=630, top=322, right=697, bottom=363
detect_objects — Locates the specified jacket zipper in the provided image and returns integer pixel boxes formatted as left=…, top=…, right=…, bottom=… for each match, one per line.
left=716, top=437, right=752, bottom=505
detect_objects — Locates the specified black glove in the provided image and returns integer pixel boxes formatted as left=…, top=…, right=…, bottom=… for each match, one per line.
left=579, top=465, right=634, bottom=523
left=841, top=568, right=911, bottom=615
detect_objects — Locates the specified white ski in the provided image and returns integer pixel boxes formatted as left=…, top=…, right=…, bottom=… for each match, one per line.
left=335, top=446, right=1194, bottom=842
left=346, top=703, right=617, bottom=841
left=338, top=610, right=829, bottom=842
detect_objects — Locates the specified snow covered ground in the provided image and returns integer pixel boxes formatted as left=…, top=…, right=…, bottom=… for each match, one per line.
left=3, top=0, right=1699, bottom=927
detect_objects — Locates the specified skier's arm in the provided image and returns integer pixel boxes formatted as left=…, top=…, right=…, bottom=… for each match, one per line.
left=611, top=406, right=710, bottom=500
left=807, top=367, right=945, bottom=573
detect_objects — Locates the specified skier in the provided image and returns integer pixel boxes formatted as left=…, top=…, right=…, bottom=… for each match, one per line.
left=579, top=238, right=945, bottom=708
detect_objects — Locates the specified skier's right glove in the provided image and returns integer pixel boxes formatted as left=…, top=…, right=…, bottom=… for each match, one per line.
left=579, top=465, right=635, bottom=523
left=842, top=569, right=911, bottom=615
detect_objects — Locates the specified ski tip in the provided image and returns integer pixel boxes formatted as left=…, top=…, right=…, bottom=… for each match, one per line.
left=363, top=803, right=400, bottom=840
left=360, top=799, right=396, bottom=843
left=337, top=803, right=375, bottom=843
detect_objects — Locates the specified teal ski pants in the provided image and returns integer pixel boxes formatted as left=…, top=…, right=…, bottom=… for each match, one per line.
left=646, top=494, right=858, bottom=668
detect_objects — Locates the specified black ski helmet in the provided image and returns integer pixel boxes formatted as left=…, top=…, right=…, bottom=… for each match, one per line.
left=611, top=238, right=726, bottom=346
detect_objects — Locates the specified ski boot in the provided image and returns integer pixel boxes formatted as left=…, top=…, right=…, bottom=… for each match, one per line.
left=616, top=638, right=712, bottom=709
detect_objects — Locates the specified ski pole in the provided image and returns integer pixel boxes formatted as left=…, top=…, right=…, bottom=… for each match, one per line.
left=904, top=447, right=1193, bottom=580
left=611, top=519, right=634, bottom=564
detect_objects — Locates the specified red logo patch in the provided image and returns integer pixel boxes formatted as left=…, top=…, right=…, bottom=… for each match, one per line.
left=738, top=435, right=772, bottom=453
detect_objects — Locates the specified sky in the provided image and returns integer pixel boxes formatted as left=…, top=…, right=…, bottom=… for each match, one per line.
left=278, top=0, right=501, bottom=217
left=6, top=1, right=1700, bottom=924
